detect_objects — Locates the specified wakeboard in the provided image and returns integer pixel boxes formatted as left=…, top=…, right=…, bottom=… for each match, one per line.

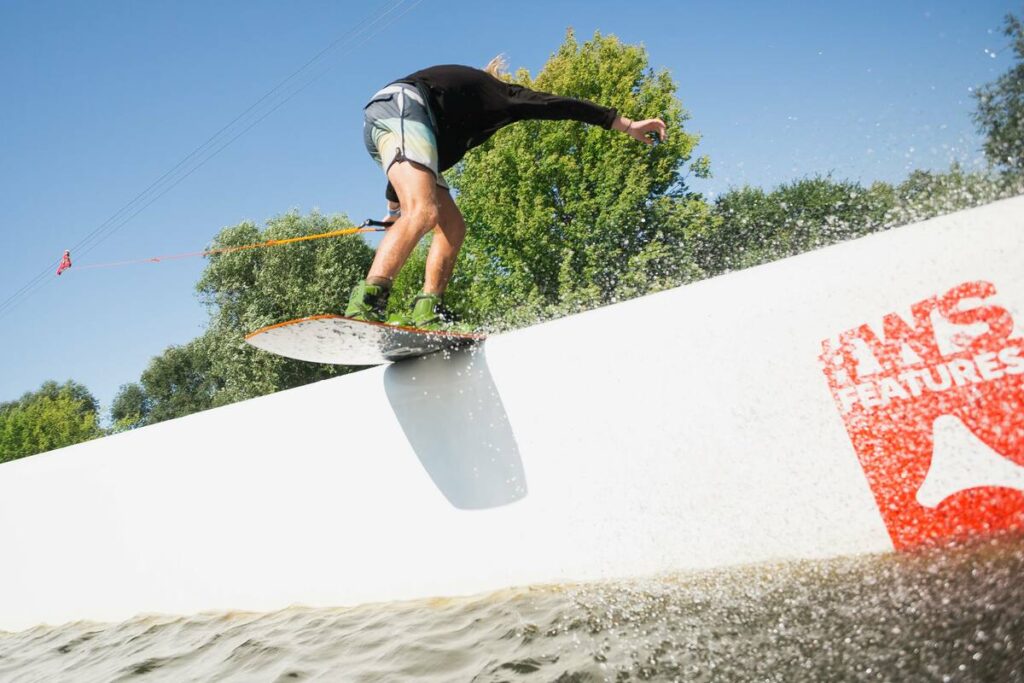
left=244, top=315, right=484, bottom=365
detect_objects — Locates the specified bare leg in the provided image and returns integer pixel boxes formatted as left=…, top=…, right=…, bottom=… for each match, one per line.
left=423, top=188, right=466, bottom=295
left=367, top=161, right=440, bottom=281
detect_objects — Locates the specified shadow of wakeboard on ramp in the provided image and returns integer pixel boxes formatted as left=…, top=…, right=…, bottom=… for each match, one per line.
left=384, top=346, right=526, bottom=509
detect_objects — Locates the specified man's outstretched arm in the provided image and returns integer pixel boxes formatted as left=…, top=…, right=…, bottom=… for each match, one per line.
left=611, top=115, right=667, bottom=145
left=503, top=83, right=666, bottom=144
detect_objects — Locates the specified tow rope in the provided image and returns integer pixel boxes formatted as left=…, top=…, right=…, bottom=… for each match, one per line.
left=56, top=219, right=393, bottom=274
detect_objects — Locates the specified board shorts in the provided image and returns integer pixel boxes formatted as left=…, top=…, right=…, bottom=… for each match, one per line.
left=363, top=83, right=449, bottom=192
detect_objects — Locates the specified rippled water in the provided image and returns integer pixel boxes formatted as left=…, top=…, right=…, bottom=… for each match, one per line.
left=1, top=535, right=1022, bottom=682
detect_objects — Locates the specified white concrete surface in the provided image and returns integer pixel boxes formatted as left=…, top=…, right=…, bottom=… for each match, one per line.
left=0, top=196, right=1021, bottom=631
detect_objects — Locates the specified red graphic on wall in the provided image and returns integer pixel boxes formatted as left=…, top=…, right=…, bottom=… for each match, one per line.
left=820, top=280, right=1024, bottom=550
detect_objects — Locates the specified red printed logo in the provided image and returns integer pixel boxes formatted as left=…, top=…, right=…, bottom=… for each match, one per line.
left=820, top=281, right=1024, bottom=550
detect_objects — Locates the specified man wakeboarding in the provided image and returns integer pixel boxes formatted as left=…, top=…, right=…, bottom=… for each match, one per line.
left=346, top=57, right=667, bottom=329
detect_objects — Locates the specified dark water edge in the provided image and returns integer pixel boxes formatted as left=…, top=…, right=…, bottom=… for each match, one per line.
left=1, top=534, right=1022, bottom=682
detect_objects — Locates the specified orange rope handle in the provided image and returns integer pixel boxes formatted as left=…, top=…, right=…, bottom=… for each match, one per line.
left=71, top=225, right=385, bottom=272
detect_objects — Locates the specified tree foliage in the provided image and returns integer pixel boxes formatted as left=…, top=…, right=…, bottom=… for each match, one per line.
left=973, top=13, right=1024, bottom=172
left=0, top=381, right=103, bottom=462
left=132, top=338, right=219, bottom=425
left=111, top=211, right=376, bottom=427
left=109, top=382, right=149, bottom=433
left=194, top=210, right=375, bottom=404
left=701, top=176, right=894, bottom=273
left=429, top=30, right=713, bottom=328
left=701, top=165, right=1020, bottom=275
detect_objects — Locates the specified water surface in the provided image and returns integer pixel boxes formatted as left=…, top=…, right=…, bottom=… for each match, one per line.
left=1, top=535, right=1021, bottom=681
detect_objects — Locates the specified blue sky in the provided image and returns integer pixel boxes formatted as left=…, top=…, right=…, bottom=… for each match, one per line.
left=0, top=0, right=1018, bottom=413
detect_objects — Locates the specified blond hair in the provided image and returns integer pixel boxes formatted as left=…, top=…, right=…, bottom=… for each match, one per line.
left=483, top=54, right=508, bottom=78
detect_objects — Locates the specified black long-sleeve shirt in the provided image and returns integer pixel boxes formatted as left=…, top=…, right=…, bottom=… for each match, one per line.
left=386, top=64, right=617, bottom=198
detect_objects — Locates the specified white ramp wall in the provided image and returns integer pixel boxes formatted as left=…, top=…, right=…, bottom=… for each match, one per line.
left=1, top=197, right=1023, bottom=631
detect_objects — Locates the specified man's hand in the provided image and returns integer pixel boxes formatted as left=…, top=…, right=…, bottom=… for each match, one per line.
left=613, top=116, right=666, bottom=145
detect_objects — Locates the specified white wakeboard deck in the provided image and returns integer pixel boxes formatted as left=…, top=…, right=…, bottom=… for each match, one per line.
left=245, top=315, right=484, bottom=365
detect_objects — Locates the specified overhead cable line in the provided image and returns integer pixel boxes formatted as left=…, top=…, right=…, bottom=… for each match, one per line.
left=68, top=0, right=416, bottom=263
left=0, top=0, right=423, bottom=321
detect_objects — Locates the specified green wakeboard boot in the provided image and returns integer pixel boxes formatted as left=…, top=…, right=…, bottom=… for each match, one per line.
left=409, top=292, right=445, bottom=330
left=344, top=281, right=390, bottom=323
left=388, top=291, right=456, bottom=331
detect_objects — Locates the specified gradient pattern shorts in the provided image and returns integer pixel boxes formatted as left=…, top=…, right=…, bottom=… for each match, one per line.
left=362, top=84, right=448, bottom=191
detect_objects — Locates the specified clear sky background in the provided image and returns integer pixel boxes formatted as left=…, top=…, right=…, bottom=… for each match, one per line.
left=0, top=0, right=1019, bottom=414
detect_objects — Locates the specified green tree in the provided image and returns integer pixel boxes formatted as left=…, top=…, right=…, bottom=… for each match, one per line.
left=888, top=163, right=1017, bottom=224
left=430, top=30, right=712, bottom=328
left=0, top=381, right=103, bottom=462
left=109, top=382, right=149, bottom=432
left=122, top=211, right=376, bottom=425
left=197, top=211, right=376, bottom=403
left=702, top=176, right=896, bottom=273
left=135, top=341, right=220, bottom=424
left=973, top=13, right=1024, bottom=173
left=701, top=165, right=1019, bottom=277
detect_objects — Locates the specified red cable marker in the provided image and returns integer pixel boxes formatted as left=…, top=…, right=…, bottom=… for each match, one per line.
left=56, top=250, right=72, bottom=276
